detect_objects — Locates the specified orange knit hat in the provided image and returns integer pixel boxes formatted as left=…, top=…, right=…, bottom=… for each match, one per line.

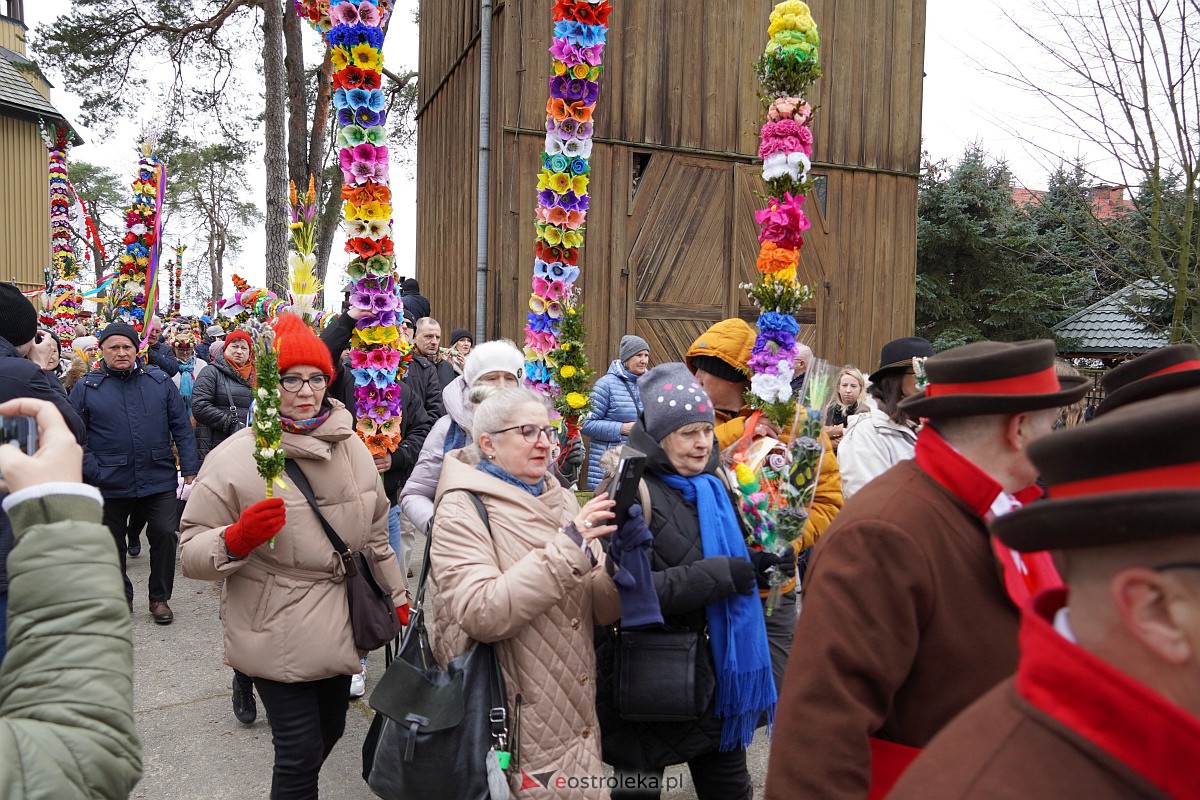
left=273, top=313, right=334, bottom=377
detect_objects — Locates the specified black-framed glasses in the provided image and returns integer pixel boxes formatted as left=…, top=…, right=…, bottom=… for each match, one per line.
left=280, top=374, right=330, bottom=393
left=491, top=424, right=557, bottom=443
left=1152, top=561, right=1200, bottom=573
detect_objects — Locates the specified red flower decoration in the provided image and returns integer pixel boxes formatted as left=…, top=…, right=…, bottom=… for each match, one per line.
left=346, top=237, right=381, bottom=258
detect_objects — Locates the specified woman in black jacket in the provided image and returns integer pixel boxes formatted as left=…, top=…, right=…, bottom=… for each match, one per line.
left=596, top=363, right=777, bottom=800
left=191, top=330, right=255, bottom=462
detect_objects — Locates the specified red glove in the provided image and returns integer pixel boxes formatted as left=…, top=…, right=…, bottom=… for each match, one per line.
left=396, top=604, right=410, bottom=626
left=225, top=498, right=287, bottom=558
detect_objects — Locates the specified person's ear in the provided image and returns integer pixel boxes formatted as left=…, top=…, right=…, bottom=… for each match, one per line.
left=1112, top=568, right=1194, bottom=666
left=478, top=434, right=495, bottom=461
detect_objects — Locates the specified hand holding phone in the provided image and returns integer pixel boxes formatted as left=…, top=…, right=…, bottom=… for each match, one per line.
left=0, top=398, right=79, bottom=493
left=608, top=446, right=647, bottom=528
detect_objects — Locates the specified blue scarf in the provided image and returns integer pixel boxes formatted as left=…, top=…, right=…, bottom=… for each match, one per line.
left=177, top=358, right=196, bottom=413
left=477, top=460, right=544, bottom=497
left=657, top=470, right=776, bottom=750
left=443, top=419, right=469, bottom=454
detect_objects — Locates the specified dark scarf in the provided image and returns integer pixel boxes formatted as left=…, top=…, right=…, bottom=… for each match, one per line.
left=656, top=470, right=776, bottom=750
left=477, top=460, right=544, bottom=497
left=102, top=362, right=139, bottom=380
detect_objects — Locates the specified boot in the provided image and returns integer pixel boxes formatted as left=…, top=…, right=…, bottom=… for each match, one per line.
left=231, top=675, right=256, bottom=725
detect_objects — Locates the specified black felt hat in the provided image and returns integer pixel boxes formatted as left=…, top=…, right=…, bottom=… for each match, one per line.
left=899, top=339, right=1090, bottom=420
left=992, top=391, right=1200, bottom=551
left=1097, top=344, right=1200, bottom=416
left=867, top=336, right=934, bottom=383
left=0, top=282, right=37, bottom=347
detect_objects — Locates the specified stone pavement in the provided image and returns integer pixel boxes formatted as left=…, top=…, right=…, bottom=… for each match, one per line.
left=126, top=542, right=770, bottom=798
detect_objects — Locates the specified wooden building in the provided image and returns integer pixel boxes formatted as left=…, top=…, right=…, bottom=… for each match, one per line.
left=416, top=0, right=926, bottom=371
left=0, top=0, right=80, bottom=291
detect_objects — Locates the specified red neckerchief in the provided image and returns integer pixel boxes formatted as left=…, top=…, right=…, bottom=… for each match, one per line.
left=1018, top=590, right=1200, bottom=798
left=914, top=426, right=1061, bottom=606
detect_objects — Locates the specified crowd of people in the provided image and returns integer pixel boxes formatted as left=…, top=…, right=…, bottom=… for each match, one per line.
left=2, top=275, right=1199, bottom=799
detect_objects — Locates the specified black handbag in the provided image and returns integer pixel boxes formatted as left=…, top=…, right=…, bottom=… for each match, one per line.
left=613, top=627, right=703, bottom=722
left=362, top=490, right=511, bottom=800
left=284, top=459, right=401, bottom=652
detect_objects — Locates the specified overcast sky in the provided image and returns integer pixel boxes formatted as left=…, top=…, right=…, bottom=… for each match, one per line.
left=25, top=0, right=1108, bottom=302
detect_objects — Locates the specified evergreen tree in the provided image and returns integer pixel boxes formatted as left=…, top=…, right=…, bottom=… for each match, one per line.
left=917, top=146, right=1079, bottom=349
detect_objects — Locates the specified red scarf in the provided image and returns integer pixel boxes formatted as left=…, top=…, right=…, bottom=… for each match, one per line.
left=1018, top=591, right=1200, bottom=798
left=914, top=425, right=1062, bottom=607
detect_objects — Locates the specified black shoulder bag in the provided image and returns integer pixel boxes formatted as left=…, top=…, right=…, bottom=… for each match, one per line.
left=362, top=490, right=512, bottom=800
left=283, top=458, right=401, bottom=652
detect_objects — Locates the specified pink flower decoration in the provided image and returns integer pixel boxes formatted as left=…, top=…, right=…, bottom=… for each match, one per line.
left=754, top=193, right=811, bottom=249
left=358, top=1, right=381, bottom=26
left=329, top=1, right=360, bottom=25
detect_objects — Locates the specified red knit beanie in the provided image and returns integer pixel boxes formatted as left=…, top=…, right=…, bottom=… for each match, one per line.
left=224, top=329, right=253, bottom=351
left=273, top=313, right=334, bottom=377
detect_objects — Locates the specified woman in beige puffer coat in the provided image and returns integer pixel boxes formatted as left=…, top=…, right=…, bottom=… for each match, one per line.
left=180, top=314, right=406, bottom=798
left=429, top=386, right=620, bottom=799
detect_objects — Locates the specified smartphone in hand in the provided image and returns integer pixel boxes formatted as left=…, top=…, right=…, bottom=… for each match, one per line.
left=608, top=446, right=646, bottom=528
left=0, top=415, right=39, bottom=479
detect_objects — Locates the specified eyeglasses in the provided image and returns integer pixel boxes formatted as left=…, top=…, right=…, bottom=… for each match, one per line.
left=491, top=424, right=558, bottom=443
left=280, top=374, right=330, bottom=393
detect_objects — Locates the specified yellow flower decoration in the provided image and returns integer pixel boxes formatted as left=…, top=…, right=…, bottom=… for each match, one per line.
left=570, top=175, right=589, bottom=195
left=571, top=64, right=591, bottom=79
left=553, top=61, right=568, bottom=76
left=537, top=224, right=564, bottom=246
left=561, top=229, right=584, bottom=249
left=350, top=43, right=382, bottom=71
left=331, top=47, right=350, bottom=70
left=560, top=365, right=577, bottom=379
left=549, top=172, right=572, bottom=194
left=565, top=392, right=588, bottom=410
left=353, top=326, right=400, bottom=346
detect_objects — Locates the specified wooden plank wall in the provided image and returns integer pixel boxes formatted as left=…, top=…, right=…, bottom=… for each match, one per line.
left=416, top=0, right=926, bottom=373
left=0, top=115, right=50, bottom=288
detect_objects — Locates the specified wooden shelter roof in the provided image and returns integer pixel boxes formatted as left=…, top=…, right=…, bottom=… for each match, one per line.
left=1054, top=281, right=1168, bottom=357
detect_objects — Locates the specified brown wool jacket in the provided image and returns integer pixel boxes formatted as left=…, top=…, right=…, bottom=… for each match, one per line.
left=180, top=401, right=406, bottom=683
left=429, top=450, right=620, bottom=799
left=764, top=459, right=1020, bottom=800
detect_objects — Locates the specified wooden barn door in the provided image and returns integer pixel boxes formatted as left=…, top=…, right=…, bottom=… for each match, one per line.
left=620, top=152, right=735, bottom=364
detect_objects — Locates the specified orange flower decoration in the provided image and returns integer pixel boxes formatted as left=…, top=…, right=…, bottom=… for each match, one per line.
left=547, top=97, right=570, bottom=121
left=568, top=101, right=593, bottom=123
left=756, top=241, right=800, bottom=275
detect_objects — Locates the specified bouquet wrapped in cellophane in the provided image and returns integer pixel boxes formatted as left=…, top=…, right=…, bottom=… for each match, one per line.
left=732, top=359, right=835, bottom=614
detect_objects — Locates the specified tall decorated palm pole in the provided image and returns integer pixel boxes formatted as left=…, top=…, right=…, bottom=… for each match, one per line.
left=292, top=0, right=409, bottom=459
left=44, top=122, right=82, bottom=345
left=523, top=0, right=613, bottom=446
left=733, top=1, right=826, bottom=613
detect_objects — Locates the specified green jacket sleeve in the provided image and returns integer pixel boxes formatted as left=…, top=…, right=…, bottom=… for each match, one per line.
left=0, top=489, right=142, bottom=799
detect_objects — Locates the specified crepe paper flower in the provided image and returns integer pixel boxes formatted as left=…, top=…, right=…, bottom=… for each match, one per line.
left=565, top=391, right=589, bottom=410
left=762, top=150, right=811, bottom=182
left=349, top=43, right=383, bottom=70
left=755, top=193, right=811, bottom=249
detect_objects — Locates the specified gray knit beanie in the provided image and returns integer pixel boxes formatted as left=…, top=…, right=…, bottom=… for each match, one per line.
left=637, top=362, right=715, bottom=442
left=619, top=334, right=650, bottom=364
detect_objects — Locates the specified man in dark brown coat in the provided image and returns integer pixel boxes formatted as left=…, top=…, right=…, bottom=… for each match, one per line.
left=888, top=392, right=1200, bottom=799
left=763, top=340, right=1090, bottom=800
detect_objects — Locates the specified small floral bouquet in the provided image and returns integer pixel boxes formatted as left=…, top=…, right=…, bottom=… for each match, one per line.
left=248, top=320, right=286, bottom=548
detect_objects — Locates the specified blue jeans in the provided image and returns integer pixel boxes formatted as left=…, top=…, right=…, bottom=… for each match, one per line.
left=387, top=504, right=403, bottom=570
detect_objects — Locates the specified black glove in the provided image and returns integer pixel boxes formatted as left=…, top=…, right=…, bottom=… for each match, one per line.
left=727, top=557, right=757, bottom=595
left=749, top=549, right=797, bottom=589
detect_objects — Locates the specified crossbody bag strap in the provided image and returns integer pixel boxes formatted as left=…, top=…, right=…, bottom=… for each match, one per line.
left=283, top=458, right=357, bottom=576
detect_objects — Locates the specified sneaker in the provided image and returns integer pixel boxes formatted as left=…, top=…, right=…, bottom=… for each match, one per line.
left=232, top=677, right=257, bottom=725
left=350, top=668, right=366, bottom=699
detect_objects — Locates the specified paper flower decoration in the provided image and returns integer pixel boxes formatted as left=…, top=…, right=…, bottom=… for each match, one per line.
left=523, top=0, right=612, bottom=429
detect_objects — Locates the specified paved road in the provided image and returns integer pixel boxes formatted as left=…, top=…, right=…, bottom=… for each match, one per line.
left=127, top=541, right=771, bottom=798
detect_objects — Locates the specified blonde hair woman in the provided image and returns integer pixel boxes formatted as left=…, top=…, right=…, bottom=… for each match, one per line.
left=822, top=366, right=868, bottom=451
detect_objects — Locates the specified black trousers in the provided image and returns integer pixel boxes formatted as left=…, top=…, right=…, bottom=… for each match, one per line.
left=102, top=491, right=178, bottom=604
left=611, top=749, right=752, bottom=800
left=253, top=674, right=352, bottom=800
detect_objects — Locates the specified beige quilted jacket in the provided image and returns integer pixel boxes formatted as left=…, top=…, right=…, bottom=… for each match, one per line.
left=430, top=450, right=620, bottom=799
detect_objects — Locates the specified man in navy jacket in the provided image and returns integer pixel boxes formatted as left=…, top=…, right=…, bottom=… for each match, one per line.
left=69, top=322, right=200, bottom=624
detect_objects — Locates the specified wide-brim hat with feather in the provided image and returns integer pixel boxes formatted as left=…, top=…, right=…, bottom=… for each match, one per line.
left=1097, top=343, right=1200, bottom=416
left=992, top=391, right=1200, bottom=551
left=867, top=336, right=934, bottom=383
left=899, top=339, right=1090, bottom=420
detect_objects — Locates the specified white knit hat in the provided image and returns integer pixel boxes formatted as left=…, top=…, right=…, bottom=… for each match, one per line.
left=463, top=340, right=524, bottom=387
